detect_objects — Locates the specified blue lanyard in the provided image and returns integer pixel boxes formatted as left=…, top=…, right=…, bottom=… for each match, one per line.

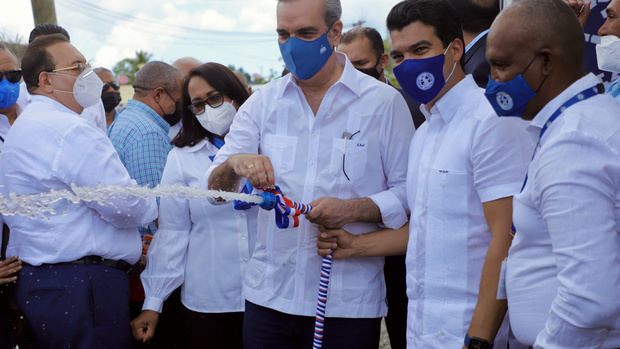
left=520, top=84, right=604, bottom=192
left=511, top=84, right=603, bottom=234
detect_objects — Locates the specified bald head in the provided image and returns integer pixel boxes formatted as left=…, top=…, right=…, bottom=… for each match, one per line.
left=134, top=61, right=183, bottom=97
left=492, top=0, right=584, bottom=72
left=172, top=57, right=202, bottom=79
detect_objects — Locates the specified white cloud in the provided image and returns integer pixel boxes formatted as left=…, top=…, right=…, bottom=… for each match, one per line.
left=239, top=0, right=277, bottom=33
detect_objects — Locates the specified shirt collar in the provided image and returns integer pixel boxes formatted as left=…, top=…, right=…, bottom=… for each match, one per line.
left=279, top=51, right=361, bottom=98
left=420, top=75, right=477, bottom=124
left=528, top=73, right=601, bottom=134
left=187, top=138, right=210, bottom=153
left=29, top=94, right=79, bottom=115
left=125, top=99, right=170, bottom=133
left=465, top=29, right=489, bottom=53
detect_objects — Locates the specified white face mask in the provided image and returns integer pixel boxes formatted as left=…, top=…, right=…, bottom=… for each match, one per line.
left=52, top=67, right=104, bottom=108
left=195, top=101, right=236, bottom=136
left=596, top=35, right=620, bottom=73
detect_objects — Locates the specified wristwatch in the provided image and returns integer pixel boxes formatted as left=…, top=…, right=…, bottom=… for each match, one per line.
left=464, top=333, right=493, bottom=349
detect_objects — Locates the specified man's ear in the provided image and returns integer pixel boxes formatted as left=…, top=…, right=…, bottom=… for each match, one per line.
left=152, top=86, right=164, bottom=102
left=449, top=37, right=464, bottom=63
left=539, top=48, right=553, bottom=76
left=37, top=71, right=55, bottom=94
left=378, top=53, right=389, bottom=71
left=328, top=20, right=344, bottom=47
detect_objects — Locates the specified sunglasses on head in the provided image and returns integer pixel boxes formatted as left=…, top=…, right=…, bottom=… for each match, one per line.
left=102, top=82, right=120, bottom=91
left=0, top=70, right=22, bottom=83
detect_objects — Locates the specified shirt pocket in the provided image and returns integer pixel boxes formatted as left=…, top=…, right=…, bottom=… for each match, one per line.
left=427, top=168, right=471, bottom=218
left=329, top=138, right=368, bottom=182
left=262, top=134, right=297, bottom=174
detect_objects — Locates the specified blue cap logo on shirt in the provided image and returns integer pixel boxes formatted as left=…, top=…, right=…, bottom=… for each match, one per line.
left=416, top=72, right=435, bottom=91
left=496, top=91, right=514, bottom=111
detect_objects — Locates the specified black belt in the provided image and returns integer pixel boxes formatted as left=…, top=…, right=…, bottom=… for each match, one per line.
left=24, top=255, right=133, bottom=274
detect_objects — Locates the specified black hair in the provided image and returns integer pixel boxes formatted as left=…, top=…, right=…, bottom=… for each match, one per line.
left=340, top=27, right=385, bottom=58
left=451, top=0, right=499, bottom=34
left=172, top=62, right=250, bottom=148
left=387, top=0, right=465, bottom=67
left=21, top=33, right=69, bottom=93
left=28, top=23, right=70, bottom=43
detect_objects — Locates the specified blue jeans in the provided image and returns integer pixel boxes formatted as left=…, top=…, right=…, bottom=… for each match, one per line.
left=15, top=263, right=132, bottom=349
left=243, top=300, right=381, bottom=349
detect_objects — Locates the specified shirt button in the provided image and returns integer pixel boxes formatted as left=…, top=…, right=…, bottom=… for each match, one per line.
left=439, top=330, right=445, bottom=336
left=440, top=182, right=446, bottom=187
left=241, top=235, right=247, bottom=240
left=242, top=258, right=248, bottom=262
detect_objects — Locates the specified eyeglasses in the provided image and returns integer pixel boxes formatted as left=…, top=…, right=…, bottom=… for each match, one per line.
left=102, top=82, right=120, bottom=91
left=342, top=130, right=360, bottom=181
left=51, top=62, right=88, bottom=73
left=189, top=92, right=224, bottom=115
left=0, top=70, right=22, bottom=83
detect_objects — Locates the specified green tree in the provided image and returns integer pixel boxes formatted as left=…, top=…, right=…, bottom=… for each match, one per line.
left=113, top=50, right=153, bottom=84
left=383, top=39, right=399, bottom=88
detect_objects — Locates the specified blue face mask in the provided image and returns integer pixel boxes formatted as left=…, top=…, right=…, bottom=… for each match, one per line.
left=393, top=43, right=456, bottom=104
left=0, top=78, right=19, bottom=109
left=484, top=55, right=543, bottom=117
left=279, top=33, right=333, bottom=80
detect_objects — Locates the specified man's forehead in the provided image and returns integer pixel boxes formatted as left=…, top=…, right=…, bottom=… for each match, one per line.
left=0, top=50, right=18, bottom=67
left=276, top=0, right=325, bottom=30
left=47, top=41, right=85, bottom=65
left=390, top=21, right=440, bottom=49
left=487, top=12, right=530, bottom=52
left=340, top=36, right=372, bottom=54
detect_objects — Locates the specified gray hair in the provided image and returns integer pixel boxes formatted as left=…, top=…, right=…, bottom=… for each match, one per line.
left=133, top=61, right=183, bottom=96
left=278, top=0, right=342, bottom=27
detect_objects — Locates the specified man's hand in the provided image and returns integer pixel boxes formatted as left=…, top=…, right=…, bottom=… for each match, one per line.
left=0, top=256, right=21, bottom=285
left=317, top=226, right=358, bottom=259
left=130, top=310, right=159, bottom=343
left=228, top=154, right=275, bottom=189
left=564, top=0, right=591, bottom=27
left=306, top=197, right=354, bottom=229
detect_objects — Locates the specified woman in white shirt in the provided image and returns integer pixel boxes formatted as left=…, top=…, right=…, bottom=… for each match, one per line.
left=131, top=62, right=257, bottom=348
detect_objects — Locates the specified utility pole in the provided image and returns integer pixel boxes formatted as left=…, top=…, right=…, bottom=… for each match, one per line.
left=31, top=0, right=57, bottom=26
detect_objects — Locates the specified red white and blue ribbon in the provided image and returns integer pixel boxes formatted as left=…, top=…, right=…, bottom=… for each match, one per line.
left=255, top=187, right=332, bottom=348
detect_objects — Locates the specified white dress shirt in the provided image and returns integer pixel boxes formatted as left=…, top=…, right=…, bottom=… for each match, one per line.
left=0, top=95, right=158, bottom=265
left=142, top=139, right=257, bottom=313
left=207, top=52, right=414, bottom=318
left=507, top=73, right=620, bottom=348
left=17, top=82, right=107, bottom=132
left=405, top=75, right=533, bottom=348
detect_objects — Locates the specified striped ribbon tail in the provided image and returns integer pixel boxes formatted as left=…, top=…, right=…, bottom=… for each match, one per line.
left=313, top=253, right=333, bottom=349
left=261, top=187, right=331, bottom=349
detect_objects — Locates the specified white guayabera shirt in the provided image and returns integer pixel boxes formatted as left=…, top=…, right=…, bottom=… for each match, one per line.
left=405, top=75, right=533, bottom=348
left=207, top=52, right=414, bottom=318
left=142, top=139, right=258, bottom=313
left=508, top=73, right=620, bottom=349
left=0, top=95, right=157, bottom=265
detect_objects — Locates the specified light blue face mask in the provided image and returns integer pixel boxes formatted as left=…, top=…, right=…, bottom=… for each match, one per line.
left=0, top=78, right=20, bottom=109
left=279, top=33, right=333, bottom=80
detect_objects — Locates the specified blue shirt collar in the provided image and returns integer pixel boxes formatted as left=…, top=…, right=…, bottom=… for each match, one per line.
left=125, top=99, right=170, bottom=133
left=465, top=29, right=490, bottom=53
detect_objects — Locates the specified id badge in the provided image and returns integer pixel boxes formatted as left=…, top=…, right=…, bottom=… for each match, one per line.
left=496, top=258, right=508, bottom=300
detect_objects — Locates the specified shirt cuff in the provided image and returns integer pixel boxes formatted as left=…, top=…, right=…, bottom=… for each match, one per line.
left=533, top=310, right=609, bottom=349
left=477, top=181, right=522, bottom=203
left=142, top=296, right=164, bottom=313
left=368, top=191, right=408, bottom=230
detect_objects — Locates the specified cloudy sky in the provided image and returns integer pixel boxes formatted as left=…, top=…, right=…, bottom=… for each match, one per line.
left=2, top=0, right=402, bottom=78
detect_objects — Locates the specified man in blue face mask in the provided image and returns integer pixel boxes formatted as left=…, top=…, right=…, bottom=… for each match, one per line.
left=208, top=0, right=415, bottom=348
left=486, top=0, right=620, bottom=347
left=317, top=1, right=533, bottom=348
